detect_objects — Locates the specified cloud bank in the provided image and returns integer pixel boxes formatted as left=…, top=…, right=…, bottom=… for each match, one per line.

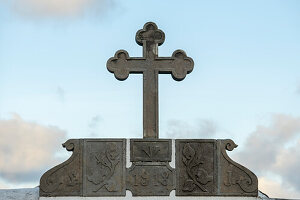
left=164, top=115, right=300, bottom=198
left=1, top=0, right=114, bottom=19
left=0, top=114, right=66, bottom=185
left=234, top=114, right=300, bottom=198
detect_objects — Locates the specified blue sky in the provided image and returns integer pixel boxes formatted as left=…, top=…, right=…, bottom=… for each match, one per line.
left=0, top=0, right=300, bottom=198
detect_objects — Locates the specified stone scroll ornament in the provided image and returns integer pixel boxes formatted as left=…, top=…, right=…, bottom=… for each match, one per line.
left=218, top=139, right=258, bottom=196
left=40, top=139, right=83, bottom=196
left=39, top=22, right=258, bottom=197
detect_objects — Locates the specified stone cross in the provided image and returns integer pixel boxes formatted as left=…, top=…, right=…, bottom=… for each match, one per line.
left=107, top=22, right=194, bottom=138
left=40, top=22, right=259, bottom=198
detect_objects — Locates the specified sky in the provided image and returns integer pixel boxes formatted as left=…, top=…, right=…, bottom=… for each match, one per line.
left=0, top=0, right=300, bottom=198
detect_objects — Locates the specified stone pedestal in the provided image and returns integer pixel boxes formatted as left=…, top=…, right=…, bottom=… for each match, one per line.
left=39, top=139, right=258, bottom=198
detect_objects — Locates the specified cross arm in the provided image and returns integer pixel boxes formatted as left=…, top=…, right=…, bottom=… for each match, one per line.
left=154, top=50, right=194, bottom=81
left=107, top=50, right=146, bottom=81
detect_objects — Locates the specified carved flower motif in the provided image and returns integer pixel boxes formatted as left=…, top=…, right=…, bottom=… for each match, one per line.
left=196, top=168, right=212, bottom=185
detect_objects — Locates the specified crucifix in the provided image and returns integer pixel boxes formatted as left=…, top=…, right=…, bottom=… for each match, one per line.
left=41, top=22, right=258, bottom=197
left=107, top=22, right=194, bottom=138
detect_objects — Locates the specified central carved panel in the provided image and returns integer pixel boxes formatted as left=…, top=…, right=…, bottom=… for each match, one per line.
left=127, top=139, right=175, bottom=196
left=130, top=139, right=171, bottom=162
left=127, top=163, right=175, bottom=196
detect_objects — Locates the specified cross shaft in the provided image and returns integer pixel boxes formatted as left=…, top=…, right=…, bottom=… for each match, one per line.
left=107, top=22, right=194, bottom=138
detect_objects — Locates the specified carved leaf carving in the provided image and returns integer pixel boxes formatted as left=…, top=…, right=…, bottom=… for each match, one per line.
left=182, top=143, right=195, bottom=160
left=181, top=143, right=211, bottom=193
left=87, top=142, right=121, bottom=193
left=182, top=156, right=188, bottom=166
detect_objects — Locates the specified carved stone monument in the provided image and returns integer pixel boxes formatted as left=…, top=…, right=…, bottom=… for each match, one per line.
left=39, top=22, right=258, bottom=198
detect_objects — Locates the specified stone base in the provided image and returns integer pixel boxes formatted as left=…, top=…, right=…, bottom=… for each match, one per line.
left=39, top=139, right=258, bottom=197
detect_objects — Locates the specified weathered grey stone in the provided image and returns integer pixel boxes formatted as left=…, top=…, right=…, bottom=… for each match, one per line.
left=176, top=140, right=217, bottom=196
left=39, top=139, right=258, bottom=197
left=217, top=139, right=258, bottom=196
left=83, top=139, right=126, bottom=196
left=40, top=139, right=83, bottom=197
left=130, top=139, right=171, bottom=162
left=107, top=22, right=194, bottom=139
left=127, top=162, right=175, bottom=196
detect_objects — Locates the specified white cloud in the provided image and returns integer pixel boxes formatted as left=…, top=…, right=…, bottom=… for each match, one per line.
left=1, top=0, right=114, bottom=19
left=233, top=114, right=300, bottom=198
left=0, top=113, right=66, bottom=184
left=259, top=177, right=300, bottom=199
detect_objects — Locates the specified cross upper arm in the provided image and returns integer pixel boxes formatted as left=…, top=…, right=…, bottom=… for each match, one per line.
left=107, top=50, right=146, bottom=80
left=155, top=50, right=194, bottom=81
